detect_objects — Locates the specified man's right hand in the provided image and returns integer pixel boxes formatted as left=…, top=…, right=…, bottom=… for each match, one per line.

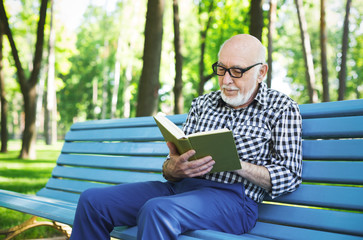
left=163, top=142, right=215, bottom=181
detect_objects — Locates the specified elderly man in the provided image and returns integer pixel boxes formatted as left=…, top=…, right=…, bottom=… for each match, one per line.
left=70, top=34, right=302, bottom=240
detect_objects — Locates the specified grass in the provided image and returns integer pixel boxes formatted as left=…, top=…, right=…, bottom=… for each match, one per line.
left=0, top=140, right=65, bottom=240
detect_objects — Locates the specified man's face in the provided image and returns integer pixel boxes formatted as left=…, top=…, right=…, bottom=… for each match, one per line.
left=217, top=45, right=262, bottom=108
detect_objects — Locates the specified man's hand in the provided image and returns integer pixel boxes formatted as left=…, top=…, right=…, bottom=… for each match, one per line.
left=163, top=142, right=215, bottom=180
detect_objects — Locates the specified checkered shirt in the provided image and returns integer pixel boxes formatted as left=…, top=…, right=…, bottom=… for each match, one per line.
left=182, top=82, right=303, bottom=203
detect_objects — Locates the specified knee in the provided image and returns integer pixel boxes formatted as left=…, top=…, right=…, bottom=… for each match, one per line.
left=78, top=188, right=103, bottom=208
left=138, top=197, right=175, bottom=220
left=137, top=198, right=182, bottom=238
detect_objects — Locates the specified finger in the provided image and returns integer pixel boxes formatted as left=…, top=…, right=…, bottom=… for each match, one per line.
left=166, top=142, right=179, bottom=156
left=180, top=149, right=196, bottom=162
left=189, top=164, right=214, bottom=178
left=186, top=158, right=215, bottom=175
left=188, top=155, right=213, bottom=169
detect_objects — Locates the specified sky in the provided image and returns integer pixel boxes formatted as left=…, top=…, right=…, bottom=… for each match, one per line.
left=56, top=0, right=88, bottom=31
left=56, top=0, right=117, bottom=31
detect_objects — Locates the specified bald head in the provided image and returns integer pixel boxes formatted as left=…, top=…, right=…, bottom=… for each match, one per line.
left=216, top=34, right=269, bottom=108
left=218, top=34, right=266, bottom=64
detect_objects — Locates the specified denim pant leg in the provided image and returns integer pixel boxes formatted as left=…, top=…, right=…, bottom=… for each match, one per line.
left=137, top=178, right=258, bottom=240
left=70, top=181, right=173, bottom=240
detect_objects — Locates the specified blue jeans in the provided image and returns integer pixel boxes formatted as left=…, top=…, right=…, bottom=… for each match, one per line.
left=70, top=178, right=258, bottom=240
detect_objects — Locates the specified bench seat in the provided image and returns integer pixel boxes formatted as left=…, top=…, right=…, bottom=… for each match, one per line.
left=1, top=99, right=363, bottom=240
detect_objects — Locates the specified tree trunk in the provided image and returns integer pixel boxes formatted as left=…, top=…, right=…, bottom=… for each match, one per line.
left=136, top=0, right=165, bottom=117
left=101, top=39, right=109, bottom=119
left=198, top=1, right=214, bottom=96
left=0, top=22, right=8, bottom=153
left=0, top=0, right=49, bottom=159
left=122, top=2, right=139, bottom=119
left=92, top=78, right=98, bottom=119
left=295, top=0, right=318, bottom=103
left=338, top=0, right=352, bottom=101
left=173, top=0, right=183, bottom=114
left=320, top=0, right=330, bottom=102
left=45, top=0, right=57, bottom=145
left=21, top=86, right=37, bottom=159
left=267, top=0, right=277, bottom=88
left=111, top=34, right=122, bottom=119
left=249, top=0, right=264, bottom=41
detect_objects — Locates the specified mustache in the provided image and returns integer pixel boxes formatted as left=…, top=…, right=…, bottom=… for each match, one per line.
left=222, top=85, right=239, bottom=91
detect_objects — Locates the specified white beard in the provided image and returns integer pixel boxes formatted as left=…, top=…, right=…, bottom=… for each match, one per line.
left=221, top=83, right=257, bottom=108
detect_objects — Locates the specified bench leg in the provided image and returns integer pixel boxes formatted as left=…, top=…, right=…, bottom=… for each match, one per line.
left=0, top=215, right=72, bottom=240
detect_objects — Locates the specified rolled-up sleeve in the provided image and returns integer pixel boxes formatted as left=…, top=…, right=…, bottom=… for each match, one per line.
left=265, top=102, right=303, bottom=199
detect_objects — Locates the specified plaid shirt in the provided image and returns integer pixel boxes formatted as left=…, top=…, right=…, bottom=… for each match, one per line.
left=182, top=82, right=303, bottom=203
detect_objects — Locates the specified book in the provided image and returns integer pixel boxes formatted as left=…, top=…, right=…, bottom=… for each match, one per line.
left=153, top=114, right=242, bottom=173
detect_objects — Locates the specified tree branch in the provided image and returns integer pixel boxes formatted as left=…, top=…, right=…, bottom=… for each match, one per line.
left=29, top=0, right=49, bottom=87
left=0, top=1, right=26, bottom=93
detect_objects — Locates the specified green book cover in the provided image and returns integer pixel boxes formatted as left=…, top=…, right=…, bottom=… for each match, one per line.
left=153, top=114, right=242, bottom=173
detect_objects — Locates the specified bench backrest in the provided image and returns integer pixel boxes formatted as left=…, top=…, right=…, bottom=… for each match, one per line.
left=36, top=99, right=363, bottom=238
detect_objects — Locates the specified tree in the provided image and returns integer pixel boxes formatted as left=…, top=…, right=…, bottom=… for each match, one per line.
left=111, top=34, right=122, bottom=119
left=44, top=0, right=57, bottom=145
left=173, top=0, right=183, bottom=114
left=267, top=0, right=277, bottom=88
left=0, top=0, right=48, bottom=159
left=249, top=0, right=264, bottom=41
left=320, top=0, right=329, bottom=102
left=338, top=0, right=352, bottom=101
left=294, top=0, right=318, bottom=103
left=136, top=0, right=165, bottom=117
left=0, top=21, right=8, bottom=153
left=197, top=0, right=215, bottom=96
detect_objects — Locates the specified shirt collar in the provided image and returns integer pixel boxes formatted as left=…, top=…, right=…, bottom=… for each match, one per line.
left=254, top=82, right=268, bottom=107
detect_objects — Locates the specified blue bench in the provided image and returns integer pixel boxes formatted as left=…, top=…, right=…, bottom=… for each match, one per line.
left=1, top=99, right=363, bottom=240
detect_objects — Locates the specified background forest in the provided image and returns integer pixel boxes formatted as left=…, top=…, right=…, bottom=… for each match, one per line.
left=0, top=0, right=362, bottom=159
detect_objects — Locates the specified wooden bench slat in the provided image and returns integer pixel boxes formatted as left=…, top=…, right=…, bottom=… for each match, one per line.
left=66, top=116, right=363, bottom=142
left=258, top=204, right=363, bottom=236
left=302, top=161, right=363, bottom=184
left=264, top=184, right=363, bottom=211
left=61, top=142, right=169, bottom=156
left=52, top=166, right=165, bottom=184
left=186, top=229, right=273, bottom=240
left=113, top=226, right=206, bottom=240
left=45, top=178, right=111, bottom=193
left=57, top=154, right=163, bottom=171
left=36, top=188, right=80, bottom=204
left=302, top=116, right=363, bottom=139
left=65, top=126, right=164, bottom=142
left=250, top=222, right=363, bottom=240
left=67, top=116, right=363, bottom=141
left=299, top=99, right=363, bottom=119
left=113, top=226, right=270, bottom=240
left=302, top=139, right=363, bottom=160
left=70, top=114, right=186, bottom=130
left=0, top=189, right=76, bottom=225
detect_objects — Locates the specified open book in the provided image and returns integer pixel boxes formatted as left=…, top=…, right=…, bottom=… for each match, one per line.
left=153, top=114, right=242, bottom=173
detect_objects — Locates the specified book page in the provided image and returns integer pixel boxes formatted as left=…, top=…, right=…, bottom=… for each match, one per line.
left=188, top=128, right=230, bottom=137
left=154, top=114, right=186, bottom=139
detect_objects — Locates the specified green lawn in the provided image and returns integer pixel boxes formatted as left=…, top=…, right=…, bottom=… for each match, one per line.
left=0, top=140, right=65, bottom=239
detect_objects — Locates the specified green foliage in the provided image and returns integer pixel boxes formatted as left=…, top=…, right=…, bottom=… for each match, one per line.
left=272, top=0, right=363, bottom=103
left=1, top=0, right=362, bottom=138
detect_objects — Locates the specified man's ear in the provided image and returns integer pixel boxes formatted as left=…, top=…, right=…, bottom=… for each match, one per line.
left=257, top=64, right=268, bottom=83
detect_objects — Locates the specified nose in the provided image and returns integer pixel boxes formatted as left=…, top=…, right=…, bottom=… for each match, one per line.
left=222, top=71, right=234, bottom=85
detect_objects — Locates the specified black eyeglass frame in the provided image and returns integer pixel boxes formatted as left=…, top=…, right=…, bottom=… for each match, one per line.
left=212, top=62, right=263, bottom=78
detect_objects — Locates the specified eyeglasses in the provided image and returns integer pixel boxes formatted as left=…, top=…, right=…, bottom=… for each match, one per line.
left=212, top=62, right=263, bottom=78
